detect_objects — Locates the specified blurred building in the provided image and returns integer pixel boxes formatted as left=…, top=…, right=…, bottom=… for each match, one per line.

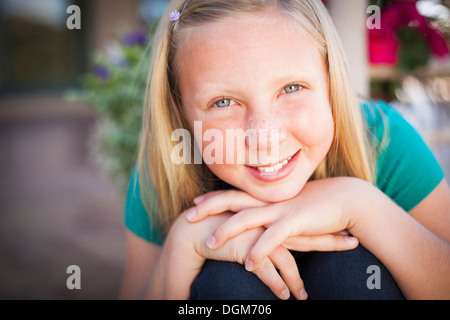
left=0, top=0, right=151, bottom=299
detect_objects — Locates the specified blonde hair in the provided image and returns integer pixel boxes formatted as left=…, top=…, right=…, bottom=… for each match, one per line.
left=138, top=0, right=376, bottom=235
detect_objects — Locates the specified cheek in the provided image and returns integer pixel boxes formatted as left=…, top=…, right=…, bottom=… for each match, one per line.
left=198, top=125, right=242, bottom=186
left=287, top=102, right=334, bottom=151
left=194, top=120, right=241, bottom=166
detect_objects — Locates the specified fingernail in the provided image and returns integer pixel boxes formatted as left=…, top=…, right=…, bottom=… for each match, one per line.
left=206, top=235, right=216, bottom=249
left=245, top=259, right=253, bottom=272
left=186, top=207, right=197, bottom=221
left=281, top=289, right=290, bottom=300
left=300, top=288, right=308, bottom=300
left=193, top=195, right=204, bottom=204
left=345, top=236, right=358, bottom=245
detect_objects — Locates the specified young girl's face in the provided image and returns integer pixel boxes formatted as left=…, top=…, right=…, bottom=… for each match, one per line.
left=177, top=11, right=334, bottom=202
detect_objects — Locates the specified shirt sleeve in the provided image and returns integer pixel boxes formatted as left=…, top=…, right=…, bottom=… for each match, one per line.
left=365, top=101, right=444, bottom=212
left=124, top=166, right=165, bottom=245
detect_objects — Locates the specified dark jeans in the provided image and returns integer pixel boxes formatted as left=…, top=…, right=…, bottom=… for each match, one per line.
left=190, top=245, right=404, bottom=300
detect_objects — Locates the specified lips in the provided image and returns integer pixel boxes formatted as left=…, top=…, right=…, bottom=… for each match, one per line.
left=250, top=154, right=295, bottom=173
left=245, top=149, right=301, bottom=182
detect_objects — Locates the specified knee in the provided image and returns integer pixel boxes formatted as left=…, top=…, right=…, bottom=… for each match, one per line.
left=190, top=260, right=281, bottom=300
left=298, top=245, right=404, bottom=300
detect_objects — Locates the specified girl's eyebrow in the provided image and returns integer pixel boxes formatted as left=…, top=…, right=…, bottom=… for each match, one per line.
left=192, top=84, right=236, bottom=103
left=193, top=72, right=313, bottom=103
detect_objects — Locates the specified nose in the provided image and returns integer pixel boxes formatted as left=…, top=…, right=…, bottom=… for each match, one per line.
left=245, top=110, right=287, bottom=151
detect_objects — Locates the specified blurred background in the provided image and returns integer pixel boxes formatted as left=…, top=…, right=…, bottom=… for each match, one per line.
left=0, top=0, right=449, bottom=299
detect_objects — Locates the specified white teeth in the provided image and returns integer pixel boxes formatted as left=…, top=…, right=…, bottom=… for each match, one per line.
left=256, top=156, right=293, bottom=173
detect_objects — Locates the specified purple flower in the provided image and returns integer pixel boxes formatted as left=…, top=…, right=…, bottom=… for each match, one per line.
left=123, top=31, right=148, bottom=46
left=94, top=66, right=109, bottom=80
left=170, top=10, right=181, bottom=21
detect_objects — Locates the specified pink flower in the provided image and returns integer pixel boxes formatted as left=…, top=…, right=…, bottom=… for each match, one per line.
left=369, top=1, right=448, bottom=65
left=369, top=33, right=399, bottom=65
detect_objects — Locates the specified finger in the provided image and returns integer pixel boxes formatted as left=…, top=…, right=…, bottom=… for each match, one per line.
left=208, top=206, right=277, bottom=249
left=332, top=230, right=350, bottom=236
left=283, top=234, right=359, bottom=252
left=193, top=190, right=227, bottom=205
left=269, top=246, right=307, bottom=300
left=188, top=189, right=267, bottom=222
left=246, top=221, right=291, bottom=272
left=251, top=257, right=291, bottom=300
left=186, top=190, right=230, bottom=222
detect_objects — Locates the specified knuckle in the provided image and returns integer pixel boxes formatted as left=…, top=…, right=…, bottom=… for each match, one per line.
left=198, top=190, right=227, bottom=211
left=195, top=200, right=208, bottom=217
left=232, top=246, right=244, bottom=265
left=256, top=258, right=273, bottom=273
left=213, top=224, right=232, bottom=244
left=263, top=227, right=281, bottom=245
left=238, top=208, right=254, bottom=226
left=280, top=249, right=296, bottom=267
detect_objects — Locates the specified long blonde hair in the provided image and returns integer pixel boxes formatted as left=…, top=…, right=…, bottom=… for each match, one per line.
left=138, top=0, right=376, bottom=235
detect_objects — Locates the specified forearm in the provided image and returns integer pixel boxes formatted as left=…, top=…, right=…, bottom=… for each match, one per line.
left=347, top=179, right=450, bottom=299
left=145, top=218, right=205, bottom=299
left=144, top=212, right=237, bottom=299
left=146, top=242, right=202, bottom=299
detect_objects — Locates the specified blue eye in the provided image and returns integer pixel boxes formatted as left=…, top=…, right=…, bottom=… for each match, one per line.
left=284, top=85, right=301, bottom=93
left=214, top=98, right=232, bottom=108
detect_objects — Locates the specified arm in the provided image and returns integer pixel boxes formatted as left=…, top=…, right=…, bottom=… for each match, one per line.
left=144, top=213, right=205, bottom=299
left=122, top=211, right=304, bottom=300
left=409, top=179, right=450, bottom=243
left=119, top=221, right=205, bottom=299
left=348, top=178, right=450, bottom=299
left=120, top=230, right=161, bottom=299
left=198, top=178, right=450, bottom=299
left=121, top=213, right=226, bottom=299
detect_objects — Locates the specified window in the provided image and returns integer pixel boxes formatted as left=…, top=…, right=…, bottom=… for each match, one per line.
left=0, top=0, right=89, bottom=94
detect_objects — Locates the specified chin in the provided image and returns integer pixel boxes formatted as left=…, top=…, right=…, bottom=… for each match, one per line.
left=211, top=165, right=309, bottom=203
left=231, top=173, right=306, bottom=202
left=246, top=183, right=303, bottom=203
left=253, top=191, right=298, bottom=203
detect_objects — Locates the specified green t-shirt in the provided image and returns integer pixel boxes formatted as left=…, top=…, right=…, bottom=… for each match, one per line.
left=124, top=101, right=444, bottom=245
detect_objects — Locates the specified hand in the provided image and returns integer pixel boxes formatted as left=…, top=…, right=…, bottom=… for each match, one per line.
left=180, top=205, right=305, bottom=300
left=193, top=219, right=305, bottom=300
left=188, top=178, right=359, bottom=279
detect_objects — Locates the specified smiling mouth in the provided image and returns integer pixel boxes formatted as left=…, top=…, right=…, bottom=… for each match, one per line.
left=249, top=150, right=300, bottom=173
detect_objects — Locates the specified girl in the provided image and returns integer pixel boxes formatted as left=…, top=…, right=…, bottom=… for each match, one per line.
left=120, top=0, right=450, bottom=300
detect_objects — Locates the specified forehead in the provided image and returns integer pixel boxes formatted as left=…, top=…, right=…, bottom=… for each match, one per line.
left=175, top=11, right=326, bottom=98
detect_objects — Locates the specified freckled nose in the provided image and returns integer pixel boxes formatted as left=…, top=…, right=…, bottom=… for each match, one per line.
left=245, top=116, right=287, bottom=150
